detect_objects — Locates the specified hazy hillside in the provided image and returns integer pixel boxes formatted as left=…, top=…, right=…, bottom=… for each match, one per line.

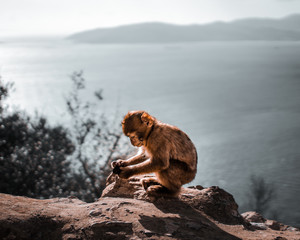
left=68, top=14, right=300, bottom=43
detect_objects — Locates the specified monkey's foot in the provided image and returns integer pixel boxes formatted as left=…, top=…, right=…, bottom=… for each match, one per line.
left=141, top=177, right=161, bottom=190
left=146, top=185, right=178, bottom=198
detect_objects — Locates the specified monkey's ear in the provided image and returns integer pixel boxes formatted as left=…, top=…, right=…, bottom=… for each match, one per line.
left=141, top=112, right=154, bottom=126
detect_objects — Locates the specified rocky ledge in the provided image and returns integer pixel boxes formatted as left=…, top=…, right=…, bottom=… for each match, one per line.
left=0, top=174, right=299, bottom=240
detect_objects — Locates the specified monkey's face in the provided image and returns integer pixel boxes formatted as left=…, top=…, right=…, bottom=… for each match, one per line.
left=127, top=132, right=144, bottom=147
left=122, top=111, right=154, bottom=147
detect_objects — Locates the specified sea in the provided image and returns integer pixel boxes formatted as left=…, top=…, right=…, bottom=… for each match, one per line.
left=1, top=38, right=300, bottom=226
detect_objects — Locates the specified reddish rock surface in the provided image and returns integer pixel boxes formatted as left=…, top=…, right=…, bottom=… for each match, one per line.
left=241, top=211, right=266, bottom=223
left=0, top=174, right=299, bottom=240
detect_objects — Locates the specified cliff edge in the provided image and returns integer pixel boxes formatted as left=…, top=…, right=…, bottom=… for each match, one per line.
left=0, top=174, right=299, bottom=240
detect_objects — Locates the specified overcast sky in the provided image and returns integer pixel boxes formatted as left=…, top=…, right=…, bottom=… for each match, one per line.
left=1, top=0, right=300, bottom=37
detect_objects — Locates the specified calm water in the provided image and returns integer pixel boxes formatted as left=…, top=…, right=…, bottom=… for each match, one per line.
left=1, top=39, right=300, bottom=225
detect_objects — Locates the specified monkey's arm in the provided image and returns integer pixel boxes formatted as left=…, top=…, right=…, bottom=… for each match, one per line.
left=124, top=149, right=148, bottom=166
left=119, top=151, right=169, bottom=179
left=111, top=148, right=148, bottom=169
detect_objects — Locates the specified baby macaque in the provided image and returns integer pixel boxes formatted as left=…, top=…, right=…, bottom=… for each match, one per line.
left=112, top=111, right=197, bottom=197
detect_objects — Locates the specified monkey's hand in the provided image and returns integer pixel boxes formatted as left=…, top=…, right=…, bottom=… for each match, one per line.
left=111, top=159, right=127, bottom=169
left=118, top=167, right=134, bottom=179
left=113, top=165, right=121, bottom=174
left=111, top=160, right=127, bottom=174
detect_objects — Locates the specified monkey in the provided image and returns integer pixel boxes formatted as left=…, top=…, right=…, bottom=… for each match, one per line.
left=111, top=110, right=198, bottom=197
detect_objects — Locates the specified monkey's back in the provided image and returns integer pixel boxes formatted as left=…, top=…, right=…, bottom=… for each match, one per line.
left=147, top=121, right=198, bottom=172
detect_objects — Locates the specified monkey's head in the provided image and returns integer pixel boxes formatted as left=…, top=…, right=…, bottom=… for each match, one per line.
left=122, top=111, right=155, bottom=147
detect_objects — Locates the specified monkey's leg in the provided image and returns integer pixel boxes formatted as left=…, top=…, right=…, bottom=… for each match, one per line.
left=141, top=177, right=161, bottom=190
left=152, top=160, right=195, bottom=197
left=141, top=177, right=179, bottom=197
left=146, top=184, right=179, bottom=197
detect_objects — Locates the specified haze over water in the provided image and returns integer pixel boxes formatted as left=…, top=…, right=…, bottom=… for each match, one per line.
left=1, top=39, right=300, bottom=225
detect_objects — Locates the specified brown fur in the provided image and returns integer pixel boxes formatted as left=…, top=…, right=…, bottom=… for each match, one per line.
left=112, top=110, right=198, bottom=197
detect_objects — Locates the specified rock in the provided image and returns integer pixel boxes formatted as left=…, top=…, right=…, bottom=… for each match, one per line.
left=273, top=237, right=288, bottom=240
left=287, top=226, right=299, bottom=232
left=102, top=174, right=144, bottom=199
left=103, top=175, right=244, bottom=225
left=89, top=209, right=103, bottom=217
left=249, top=222, right=268, bottom=230
left=241, top=211, right=266, bottom=223
left=143, top=229, right=154, bottom=237
left=179, top=186, right=244, bottom=225
left=265, top=220, right=284, bottom=231
left=89, top=220, right=133, bottom=239
left=241, top=211, right=300, bottom=233
left=0, top=174, right=299, bottom=240
left=188, top=185, right=204, bottom=190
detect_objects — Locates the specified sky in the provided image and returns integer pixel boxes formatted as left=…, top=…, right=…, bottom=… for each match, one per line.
left=1, top=0, right=300, bottom=37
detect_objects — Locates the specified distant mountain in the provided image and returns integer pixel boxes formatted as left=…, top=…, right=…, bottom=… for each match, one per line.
left=68, top=14, right=300, bottom=43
